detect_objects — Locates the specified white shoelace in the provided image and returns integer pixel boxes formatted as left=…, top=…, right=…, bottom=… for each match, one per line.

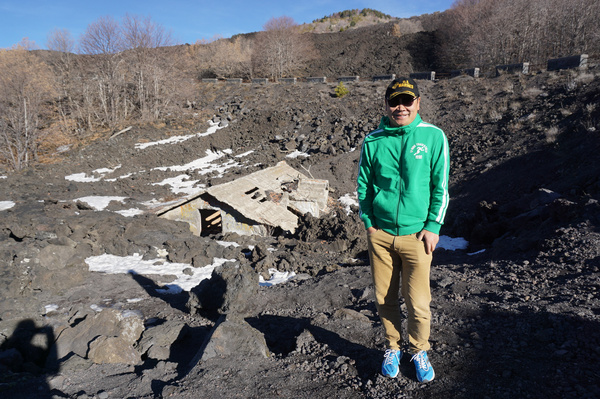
left=384, top=349, right=399, bottom=365
left=411, top=351, right=429, bottom=370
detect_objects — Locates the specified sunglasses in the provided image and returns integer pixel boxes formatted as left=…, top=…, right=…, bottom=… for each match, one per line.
left=387, top=95, right=416, bottom=107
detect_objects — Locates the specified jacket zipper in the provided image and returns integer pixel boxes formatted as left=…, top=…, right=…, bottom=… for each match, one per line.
left=395, top=133, right=404, bottom=236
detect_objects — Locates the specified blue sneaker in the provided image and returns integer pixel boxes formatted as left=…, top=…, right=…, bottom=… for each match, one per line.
left=381, top=349, right=402, bottom=378
left=411, top=351, right=435, bottom=382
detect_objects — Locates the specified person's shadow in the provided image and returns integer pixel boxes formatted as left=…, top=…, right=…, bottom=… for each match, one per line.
left=0, top=319, right=65, bottom=398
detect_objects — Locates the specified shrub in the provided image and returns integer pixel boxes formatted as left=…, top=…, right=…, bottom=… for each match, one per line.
left=334, top=81, right=349, bottom=97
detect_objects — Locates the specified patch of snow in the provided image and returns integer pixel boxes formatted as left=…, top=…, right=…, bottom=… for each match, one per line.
left=65, top=172, right=102, bottom=183
left=135, top=120, right=224, bottom=149
left=115, top=208, right=145, bottom=217
left=438, top=236, right=468, bottom=251
left=65, top=165, right=121, bottom=182
left=0, top=201, right=15, bottom=211
left=259, top=268, right=297, bottom=287
left=153, top=149, right=238, bottom=177
left=286, top=150, right=310, bottom=158
left=339, top=192, right=358, bottom=215
left=156, top=248, right=169, bottom=257
left=85, top=253, right=236, bottom=294
left=74, top=196, right=127, bottom=211
left=94, top=166, right=121, bottom=174
left=44, top=304, right=59, bottom=314
left=217, top=241, right=240, bottom=248
left=235, top=150, right=254, bottom=158
left=152, top=174, right=203, bottom=195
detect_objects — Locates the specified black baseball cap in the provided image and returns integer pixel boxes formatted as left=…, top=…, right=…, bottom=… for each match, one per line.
left=386, top=77, right=419, bottom=99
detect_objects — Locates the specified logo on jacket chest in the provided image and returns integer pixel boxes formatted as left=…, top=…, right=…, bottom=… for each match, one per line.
left=410, top=143, right=428, bottom=159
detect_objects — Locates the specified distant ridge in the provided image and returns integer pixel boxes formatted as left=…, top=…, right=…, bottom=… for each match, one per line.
left=300, top=8, right=397, bottom=33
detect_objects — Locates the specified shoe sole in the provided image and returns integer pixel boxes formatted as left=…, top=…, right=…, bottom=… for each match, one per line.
left=418, top=369, right=435, bottom=383
left=382, top=369, right=399, bottom=378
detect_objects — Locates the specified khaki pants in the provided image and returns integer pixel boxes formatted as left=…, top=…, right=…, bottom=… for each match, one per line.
left=367, top=229, right=432, bottom=354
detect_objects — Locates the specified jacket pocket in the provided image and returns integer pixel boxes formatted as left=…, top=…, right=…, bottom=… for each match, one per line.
left=372, top=179, right=398, bottom=225
left=400, top=189, right=429, bottom=222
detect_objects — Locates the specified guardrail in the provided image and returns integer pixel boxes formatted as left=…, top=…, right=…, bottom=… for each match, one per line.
left=410, top=72, right=435, bottom=80
left=547, top=54, right=588, bottom=71
left=200, top=54, right=593, bottom=84
left=338, top=76, right=360, bottom=82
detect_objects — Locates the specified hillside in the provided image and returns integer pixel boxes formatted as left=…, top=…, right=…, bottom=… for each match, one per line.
left=301, top=22, right=439, bottom=77
left=1, top=13, right=600, bottom=399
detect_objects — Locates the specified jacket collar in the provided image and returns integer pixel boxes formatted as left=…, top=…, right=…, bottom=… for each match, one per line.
left=378, top=113, right=422, bottom=135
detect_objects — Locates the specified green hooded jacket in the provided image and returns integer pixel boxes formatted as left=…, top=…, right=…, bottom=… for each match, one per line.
left=357, top=114, right=450, bottom=236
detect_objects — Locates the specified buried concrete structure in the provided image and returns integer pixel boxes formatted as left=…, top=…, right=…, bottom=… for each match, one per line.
left=153, top=161, right=330, bottom=237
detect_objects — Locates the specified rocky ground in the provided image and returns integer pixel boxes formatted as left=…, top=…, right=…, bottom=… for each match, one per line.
left=1, top=41, right=600, bottom=398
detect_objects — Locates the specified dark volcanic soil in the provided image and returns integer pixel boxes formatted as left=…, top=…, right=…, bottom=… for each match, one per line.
left=1, top=53, right=600, bottom=398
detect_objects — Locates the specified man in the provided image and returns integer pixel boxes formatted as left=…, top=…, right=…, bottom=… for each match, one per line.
left=356, top=77, right=449, bottom=383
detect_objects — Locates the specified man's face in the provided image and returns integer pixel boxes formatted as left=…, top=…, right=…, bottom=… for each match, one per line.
left=385, top=94, right=420, bottom=127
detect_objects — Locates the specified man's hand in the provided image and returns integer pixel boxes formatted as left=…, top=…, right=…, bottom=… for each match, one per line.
left=366, top=226, right=378, bottom=235
left=417, top=229, right=439, bottom=254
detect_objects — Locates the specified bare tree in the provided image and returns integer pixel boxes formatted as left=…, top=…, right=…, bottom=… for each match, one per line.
left=76, top=14, right=184, bottom=127
left=229, top=36, right=254, bottom=79
left=193, top=36, right=253, bottom=79
left=191, top=36, right=223, bottom=78
left=252, top=16, right=315, bottom=80
left=79, top=16, right=123, bottom=55
left=46, top=29, right=82, bottom=134
left=122, top=13, right=173, bottom=50
left=0, top=48, right=55, bottom=170
left=47, top=28, right=76, bottom=54
left=79, top=15, right=128, bottom=128
left=121, top=14, right=178, bottom=121
left=439, top=0, right=600, bottom=69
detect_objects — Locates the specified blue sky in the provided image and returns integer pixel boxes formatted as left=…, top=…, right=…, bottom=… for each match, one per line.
left=0, top=0, right=455, bottom=50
